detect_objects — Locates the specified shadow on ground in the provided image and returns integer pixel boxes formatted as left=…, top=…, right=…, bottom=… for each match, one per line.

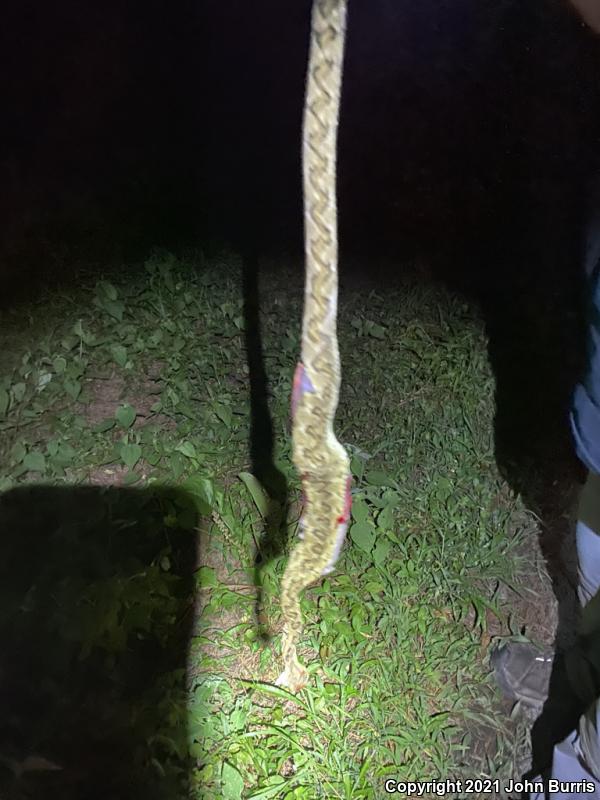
left=240, top=251, right=290, bottom=641
left=0, top=483, right=198, bottom=800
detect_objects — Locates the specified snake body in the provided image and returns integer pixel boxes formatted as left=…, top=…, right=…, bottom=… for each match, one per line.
left=276, top=0, right=351, bottom=693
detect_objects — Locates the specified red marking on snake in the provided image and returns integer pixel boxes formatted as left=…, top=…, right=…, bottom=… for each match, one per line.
left=336, top=475, right=352, bottom=524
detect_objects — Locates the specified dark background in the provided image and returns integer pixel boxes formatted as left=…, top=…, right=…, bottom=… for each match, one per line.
left=2, top=0, right=599, bottom=295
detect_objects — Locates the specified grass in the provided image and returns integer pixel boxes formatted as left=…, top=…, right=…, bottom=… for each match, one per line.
left=0, top=251, right=549, bottom=799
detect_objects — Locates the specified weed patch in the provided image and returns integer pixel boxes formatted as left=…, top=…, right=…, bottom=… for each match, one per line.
left=0, top=253, right=556, bottom=798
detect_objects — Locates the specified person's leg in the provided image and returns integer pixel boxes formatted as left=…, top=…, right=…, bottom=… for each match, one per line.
left=577, top=474, right=600, bottom=609
left=494, top=186, right=600, bottom=793
left=492, top=351, right=600, bottom=795
left=526, top=472, right=600, bottom=799
left=490, top=477, right=600, bottom=713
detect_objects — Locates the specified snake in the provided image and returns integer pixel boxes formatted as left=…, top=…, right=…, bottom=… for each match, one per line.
left=276, top=0, right=352, bottom=693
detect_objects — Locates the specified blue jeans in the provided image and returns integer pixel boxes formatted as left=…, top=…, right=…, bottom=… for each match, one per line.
left=570, top=256, right=600, bottom=478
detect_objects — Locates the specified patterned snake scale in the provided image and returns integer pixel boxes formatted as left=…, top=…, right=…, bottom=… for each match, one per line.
left=276, top=0, right=352, bottom=693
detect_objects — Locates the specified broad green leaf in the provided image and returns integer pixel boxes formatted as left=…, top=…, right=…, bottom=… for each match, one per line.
left=350, top=455, right=366, bottom=480
left=12, top=383, right=26, bottom=403
left=333, top=620, right=354, bottom=638
left=102, top=300, right=125, bottom=321
left=364, top=580, right=386, bottom=595
left=53, top=356, right=67, bottom=374
left=366, top=320, right=386, bottom=339
left=176, top=441, right=198, bottom=460
left=169, top=452, right=186, bottom=480
left=183, top=475, right=215, bottom=513
left=63, top=377, right=81, bottom=401
left=94, top=418, right=116, bottom=433
left=146, top=449, right=161, bottom=466
left=23, top=451, right=46, bottom=473
left=377, top=504, right=395, bottom=531
left=49, top=441, right=76, bottom=468
left=119, top=442, right=142, bottom=470
left=72, top=319, right=85, bottom=337
left=61, top=335, right=79, bottom=351
left=110, top=344, right=128, bottom=367
left=365, top=470, right=396, bottom=488
left=196, top=566, right=218, bottom=587
left=228, top=707, right=247, bottom=732
left=221, top=762, right=244, bottom=800
left=97, top=280, right=118, bottom=300
left=214, top=403, right=232, bottom=426
left=350, top=521, right=376, bottom=554
left=373, top=537, right=392, bottom=567
left=72, top=320, right=95, bottom=345
left=238, top=472, right=269, bottom=519
left=11, top=442, right=26, bottom=463
left=351, top=500, right=370, bottom=525
left=116, top=404, right=136, bottom=429
left=37, top=372, right=52, bottom=391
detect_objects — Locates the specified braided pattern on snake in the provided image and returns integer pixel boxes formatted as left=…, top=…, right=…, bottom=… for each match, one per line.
left=276, top=0, right=352, bottom=693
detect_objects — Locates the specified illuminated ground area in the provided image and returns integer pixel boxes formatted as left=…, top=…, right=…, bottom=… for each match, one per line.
left=0, top=252, right=577, bottom=799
